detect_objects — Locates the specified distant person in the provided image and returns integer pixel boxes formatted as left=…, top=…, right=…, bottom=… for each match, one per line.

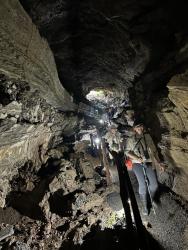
left=108, top=107, right=115, bottom=120
left=104, top=124, right=123, bottom=154
left=124, top=121, right=165, bottom=215
left=117, top=109, right=135, bottom=127
left=104, top=124, right=123, bottom=183
left=125, top=109, right=135, bottom=126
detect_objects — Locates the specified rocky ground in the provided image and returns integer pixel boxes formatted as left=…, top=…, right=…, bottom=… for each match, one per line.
left=130, top=172, right=188, bottom=250
left=0, top=116, right=125, bottom=249
left=0, top=128, right=187, bottom=250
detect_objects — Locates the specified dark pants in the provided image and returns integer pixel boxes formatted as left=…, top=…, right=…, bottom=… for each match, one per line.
left=132, top=163, right=158, bottom=197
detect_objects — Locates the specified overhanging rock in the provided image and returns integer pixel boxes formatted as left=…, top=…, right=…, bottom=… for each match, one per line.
left=0, top=0, right=76, bottom=111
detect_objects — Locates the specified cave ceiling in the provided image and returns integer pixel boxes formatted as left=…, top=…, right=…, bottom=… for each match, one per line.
left=20, top=0, right=188, bottom=100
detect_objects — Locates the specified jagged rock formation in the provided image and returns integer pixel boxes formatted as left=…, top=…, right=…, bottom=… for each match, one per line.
left=0, top=0, right=78, bottom=208
left=0, top=0, right=75, bottom=110
left=1, top=141, right=122, bottom=249
left=0, top=74, right=78, bottom=207
left=132, top=60, right=188, bottom=200
left=157, top=71, right=188, bottom=200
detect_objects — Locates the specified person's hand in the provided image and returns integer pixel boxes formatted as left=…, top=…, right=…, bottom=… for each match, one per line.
left=158, top=162, right=166, bottom=172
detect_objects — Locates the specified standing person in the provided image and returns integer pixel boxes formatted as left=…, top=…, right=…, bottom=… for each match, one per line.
left=104, top=124, right=123, bottom=153
left=124, top=121, right=164, bottom=215
left=108, top=107, right=115, bottom=121
left=116, top=109, right=135, bottom=127
left=104, top=124, right=123, bottom=183
left=125, top=109, right=135, bottom=126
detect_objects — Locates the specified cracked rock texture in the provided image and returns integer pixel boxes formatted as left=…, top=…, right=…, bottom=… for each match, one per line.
left=19, top=1, right=188, bottom=202
left=0, top=75, right=78, bottom=207
left=0, top=0, right=75, bottom=110
left=2, top=145, right=120, bottom=249
left=134, top=68, right=188, bottom=200
left=0, top=0, right=78, bottom=208
left=159, top=71, right=188, bottom=200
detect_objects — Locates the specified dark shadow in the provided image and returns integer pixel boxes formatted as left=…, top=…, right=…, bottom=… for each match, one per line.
left=49, top=190, right=76, bottom=217
left=160, top=183, right=188, bottom=214
left=37, top=158, right=61, bottom=178
left=6, top=165, right=53, bottom=221
left=60, top=225, right=164, bottom=250
left=6, top=184, right=47, bottom=221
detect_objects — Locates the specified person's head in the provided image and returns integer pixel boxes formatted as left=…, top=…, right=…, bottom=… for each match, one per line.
left=133, top=121, right=144, bottom=135
left=109, top=124, right=117, bottom=134
left=126, top=109, right=134, bottom=118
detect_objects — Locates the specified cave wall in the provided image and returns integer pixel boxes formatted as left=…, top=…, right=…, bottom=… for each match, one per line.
left=0, top=0, right=78, bottom=207
left=134, top=68, right=188, bottom=200
left=0, top=0, right=75, bottom=110
left=160, top=71, right=188, bottom=199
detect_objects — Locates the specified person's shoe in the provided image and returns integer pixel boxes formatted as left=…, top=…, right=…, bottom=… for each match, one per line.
left=140, top=195, right=149, bottom=216
left=142, top=206, right=149, bottom=216
left=150, top=191, right=161, bottom=209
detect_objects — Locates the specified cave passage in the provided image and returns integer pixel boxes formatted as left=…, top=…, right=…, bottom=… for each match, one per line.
left=0, top=0, right=188, bottom=249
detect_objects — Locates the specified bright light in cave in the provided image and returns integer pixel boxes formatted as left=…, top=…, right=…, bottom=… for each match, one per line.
left=99, top=119, right=104, bottom=124
left=86, top=89, right=114, bottom=104
left=86, top=88, right=127, bottom=108
left=94, top=137, right=101, bottom=144
left=86, top=90, right=106, bottom=102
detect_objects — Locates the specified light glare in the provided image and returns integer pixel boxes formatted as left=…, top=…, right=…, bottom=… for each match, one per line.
left=95, top=137, right=101, bottom=144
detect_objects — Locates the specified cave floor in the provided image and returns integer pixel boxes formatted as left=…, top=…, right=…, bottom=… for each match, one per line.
left=130, top=172, right=188, bottom=250
left=1, top=173, right=187, bottom=250
left=62, top=173, right=188, bottom=250
left=81, top=192, right=188, bottom=250
left=142, top=192, right=188, bottom=250
left=58, top=182, right=188, bottom=250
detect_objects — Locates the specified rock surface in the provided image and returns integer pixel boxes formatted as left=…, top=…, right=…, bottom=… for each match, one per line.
left=136, top=69, right=188, bottom=201
left=160, top=70, right=188, bottom=200
left=0, top=0, right=75, bottom=110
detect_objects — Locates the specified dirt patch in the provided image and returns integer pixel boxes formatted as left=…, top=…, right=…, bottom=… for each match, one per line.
left=0, top=207, right=21, bottom=224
